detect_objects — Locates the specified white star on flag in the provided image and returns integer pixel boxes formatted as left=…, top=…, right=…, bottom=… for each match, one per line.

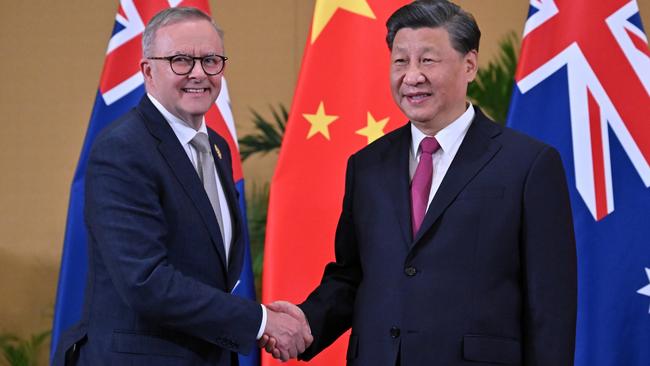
left=637, top=268, right=650, bottom=314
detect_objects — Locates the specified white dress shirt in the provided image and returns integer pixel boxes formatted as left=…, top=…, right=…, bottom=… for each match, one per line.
left=148, top=94, right=267, bottom=339
left=409, top=103, right=475, bottom=211
left=148, top=94, right=233, bottom=257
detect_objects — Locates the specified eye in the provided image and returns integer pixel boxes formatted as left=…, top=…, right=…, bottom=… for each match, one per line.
left=171, top=55, right=193, bottom=66
left=203, top=56, right=219, bottom=67
left=422, top=56, right=442, bottom=65
left=393, top=58, right=407, bottom=65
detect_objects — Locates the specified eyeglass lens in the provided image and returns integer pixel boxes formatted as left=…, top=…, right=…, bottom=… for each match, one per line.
left=170, top=55, right=224, bottom=75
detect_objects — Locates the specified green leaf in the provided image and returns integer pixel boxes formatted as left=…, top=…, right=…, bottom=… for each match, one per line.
left=0, top=330, right=50, bottom=366
left=245, top=182, right=270, bottom=298
left=468, top=32, right=519, bottom=125
left=238, top=104, right=288, bottom=161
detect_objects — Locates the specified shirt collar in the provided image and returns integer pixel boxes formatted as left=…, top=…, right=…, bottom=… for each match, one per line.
left=411, top=103, right=475, bottom=157
left=147, top=93, right=208, bottom=146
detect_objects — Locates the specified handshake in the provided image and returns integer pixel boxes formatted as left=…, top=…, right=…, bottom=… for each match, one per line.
left=259, top=301, right=313, bottom=362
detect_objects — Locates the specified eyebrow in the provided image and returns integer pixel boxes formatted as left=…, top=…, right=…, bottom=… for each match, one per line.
left=392, top=46, right=435, bottom=53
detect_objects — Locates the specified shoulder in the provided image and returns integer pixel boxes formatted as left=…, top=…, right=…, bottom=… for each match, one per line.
left=92, top=95, right=167, bottom=153
left=474, top=111, right=557, bottom=162
left=352, top=122, right=410, bottom=160
left=89, top=108, right=156, bottom=167
left=94, top=108, right=146, bottom=145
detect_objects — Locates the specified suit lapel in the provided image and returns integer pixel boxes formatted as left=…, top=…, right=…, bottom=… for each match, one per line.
left=208, top=135, right=244, bottom=291
left=136, top=96, right=229, bottom=271
left=413, top=111, right=502, bottom=245
left=381, top=125, right=414, bottom=246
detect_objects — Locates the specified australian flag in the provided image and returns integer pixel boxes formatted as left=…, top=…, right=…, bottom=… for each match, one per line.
left=507, top=0, right=650, bottom=364
left=50, top=1, right=259, bottom=366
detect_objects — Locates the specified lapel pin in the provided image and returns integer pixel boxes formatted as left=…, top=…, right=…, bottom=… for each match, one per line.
left=214, top=144, right=223, bottom=160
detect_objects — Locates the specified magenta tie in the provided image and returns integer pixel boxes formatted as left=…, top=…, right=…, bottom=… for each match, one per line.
left=411, top=137, right=440, bottom=235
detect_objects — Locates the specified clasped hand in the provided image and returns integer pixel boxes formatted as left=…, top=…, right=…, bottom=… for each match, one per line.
left=259, top=301, right=313, bottom=362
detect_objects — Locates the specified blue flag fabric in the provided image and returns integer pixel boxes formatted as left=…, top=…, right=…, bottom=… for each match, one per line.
left=51, top=2, right=259, bottom=366
left=507, top=1, right=650, bottom=365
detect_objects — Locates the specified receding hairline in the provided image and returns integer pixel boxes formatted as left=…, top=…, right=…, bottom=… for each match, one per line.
left=142, top=7, right=224, bottom=57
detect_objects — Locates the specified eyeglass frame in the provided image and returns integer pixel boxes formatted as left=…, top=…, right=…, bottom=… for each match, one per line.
left=147, top=54, right=228, bottom=76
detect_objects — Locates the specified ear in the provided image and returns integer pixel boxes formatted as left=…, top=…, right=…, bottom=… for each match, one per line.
left=464, top=50, right=478, bottom=83
left=140, top=58, right=153, bottom=83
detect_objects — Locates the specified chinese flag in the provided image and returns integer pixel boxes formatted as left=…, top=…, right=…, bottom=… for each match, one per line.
left=263, top=1, right=410, bottom=365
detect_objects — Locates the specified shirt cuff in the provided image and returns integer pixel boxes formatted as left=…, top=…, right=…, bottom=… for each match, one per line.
left=256, top=304, right=267, bottom=340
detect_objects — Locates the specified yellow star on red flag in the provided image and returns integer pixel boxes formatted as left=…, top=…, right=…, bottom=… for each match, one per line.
left=356, top=111, right=389, bottom=144
left=304, top=101, right=339, bottom=140
left=265, top=2, right=411, bottom=364
left=311, top=0, right=376, bottom=43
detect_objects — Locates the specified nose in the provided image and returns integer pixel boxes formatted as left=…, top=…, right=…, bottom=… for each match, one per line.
left=188, top=60, right=206, bottom=78
left=403, top=63, right=425, bottom=86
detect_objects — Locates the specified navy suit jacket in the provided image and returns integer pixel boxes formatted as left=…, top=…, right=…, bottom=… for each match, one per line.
left=299, top=110, right=577, bottom=366
left=54, top=96, right=261, bottom=366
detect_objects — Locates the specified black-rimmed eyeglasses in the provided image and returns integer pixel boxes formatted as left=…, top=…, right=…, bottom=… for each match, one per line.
left=147, top=54, right=227, bottom=76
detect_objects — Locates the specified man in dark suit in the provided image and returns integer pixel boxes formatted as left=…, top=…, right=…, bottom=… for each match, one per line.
left=263, top=1, right=577, bottom=365
left=53, top=7, right=311, bottom=366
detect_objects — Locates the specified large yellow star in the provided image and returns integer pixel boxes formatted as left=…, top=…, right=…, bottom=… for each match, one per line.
left=304, top=101, right=339, bottom=140
left=356, top=112, right=389, bottom=145
left=311, top=0, right=376, bottom=44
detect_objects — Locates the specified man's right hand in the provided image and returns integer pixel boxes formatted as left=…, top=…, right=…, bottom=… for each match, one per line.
left=263, top=305, right=313, bottom=361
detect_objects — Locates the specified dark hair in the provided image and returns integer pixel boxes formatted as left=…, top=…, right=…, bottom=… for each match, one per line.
left=386, top=0, right=480, bottom=54
left=142, top=7, right=223, bottom=57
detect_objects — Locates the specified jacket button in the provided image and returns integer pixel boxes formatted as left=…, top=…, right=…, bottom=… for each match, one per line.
left=389, top=326, right=400, bottom=338
left=404, top=266, right=417, bottom=276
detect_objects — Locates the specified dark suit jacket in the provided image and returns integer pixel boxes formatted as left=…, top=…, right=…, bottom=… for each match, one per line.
left=299, top=110, right=577, bottom=366
left=53, top=96, right=261, bottom=366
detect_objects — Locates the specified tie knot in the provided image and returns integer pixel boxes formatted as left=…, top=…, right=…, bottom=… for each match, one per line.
left=190, top=132, right=211, bottom=153
left=420, top=137, right=439, bottom=155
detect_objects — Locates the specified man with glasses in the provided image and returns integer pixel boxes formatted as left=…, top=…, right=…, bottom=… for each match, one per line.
left=53, top=7, right=311, bottom=366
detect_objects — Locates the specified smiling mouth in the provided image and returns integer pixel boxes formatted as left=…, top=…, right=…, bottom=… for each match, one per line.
left=182, top=88, right=209, bottom=94
left=405, top=93, right=432, bottom=102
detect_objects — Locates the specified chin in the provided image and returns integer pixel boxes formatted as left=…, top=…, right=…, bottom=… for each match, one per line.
left=405, top=112, right=434, bottom=124
left=185, top=103, right=213, bottom=114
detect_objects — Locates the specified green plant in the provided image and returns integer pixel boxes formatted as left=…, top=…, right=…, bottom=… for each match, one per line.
left=238, top=104, right=288, bottom=297
left=238, top=104, right=288, bottom=161
left=467, top=32, right=519, bottom=124
left=245, top=182, right=270, bottom=299
left=0, top=331, right=50, bottom=366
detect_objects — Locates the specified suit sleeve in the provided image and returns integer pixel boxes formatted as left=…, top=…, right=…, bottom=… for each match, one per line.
left=84, top=132, right=261, bottom=354
left=521, top=146, right=577, bottom=365
left=299, top=155, right=362, bottom=360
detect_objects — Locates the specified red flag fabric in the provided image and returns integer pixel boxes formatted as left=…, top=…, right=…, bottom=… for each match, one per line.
left=263, top=1, right=410, bottom=365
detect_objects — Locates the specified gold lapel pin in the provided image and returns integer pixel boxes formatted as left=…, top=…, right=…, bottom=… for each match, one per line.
left=213, top=144, right=223, bottom=160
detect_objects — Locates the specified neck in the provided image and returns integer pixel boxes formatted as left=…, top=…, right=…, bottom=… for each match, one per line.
left=413, top=102, right=468, bottom=136
left=186, top=117, right=203, bottom=131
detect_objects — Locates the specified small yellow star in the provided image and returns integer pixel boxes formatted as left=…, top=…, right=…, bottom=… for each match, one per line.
left=311, top=0, right=376, bottom=44
left=304, top=101, right=339, bottom=140
left=356, top=112, right=389, bottom=145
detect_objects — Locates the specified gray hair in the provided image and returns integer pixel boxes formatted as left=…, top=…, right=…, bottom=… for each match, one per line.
left=142, top=7, right=224, bottom=57
left=386, top=0, right=480, bottom=54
